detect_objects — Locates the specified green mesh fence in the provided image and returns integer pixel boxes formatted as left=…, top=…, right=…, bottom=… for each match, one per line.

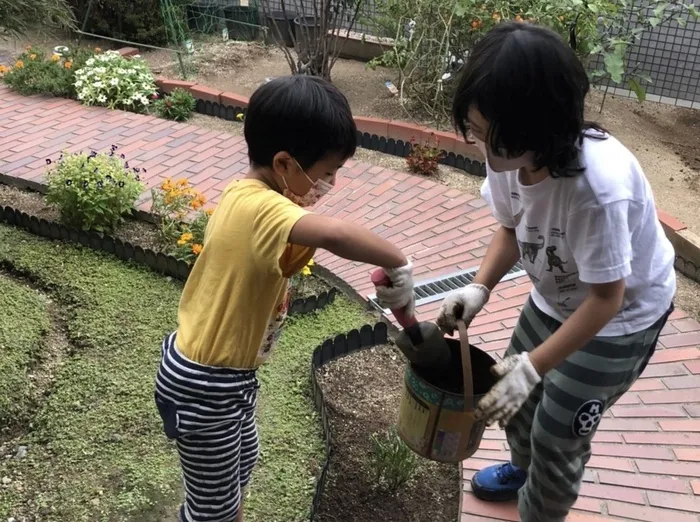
left=160, top=0, right=265, bottom=49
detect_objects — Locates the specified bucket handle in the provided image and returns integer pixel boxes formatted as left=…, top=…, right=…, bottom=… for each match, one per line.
left=457, top=320, right=475, bottom=412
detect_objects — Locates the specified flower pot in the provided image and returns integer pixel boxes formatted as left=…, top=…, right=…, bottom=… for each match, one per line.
left=224, top=5, right=260, bottom=41
left=265, top=10, right=297, bottom=47
left=186, top=0, right=224, bottom=35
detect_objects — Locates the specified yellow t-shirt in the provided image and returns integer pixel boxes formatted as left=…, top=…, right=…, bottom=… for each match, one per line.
left=176, top=179, right=315, bottom=369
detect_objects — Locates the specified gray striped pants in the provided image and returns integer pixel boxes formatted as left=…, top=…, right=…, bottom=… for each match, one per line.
left=505, top=298, right=672, bottom=522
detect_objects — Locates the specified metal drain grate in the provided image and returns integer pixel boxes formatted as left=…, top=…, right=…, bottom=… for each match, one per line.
left=368, top=261, right=526, bottom=314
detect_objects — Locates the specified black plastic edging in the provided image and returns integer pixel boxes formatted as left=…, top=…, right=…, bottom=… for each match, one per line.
left=308, top=321, right=389, bottom=521
left=675, top=255, right=700, bottom=285
left=0, top=204, right=344, bottom=312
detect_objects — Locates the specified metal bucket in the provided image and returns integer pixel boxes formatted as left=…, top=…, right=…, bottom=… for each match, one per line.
left=397, top=322, right=497, bottom=463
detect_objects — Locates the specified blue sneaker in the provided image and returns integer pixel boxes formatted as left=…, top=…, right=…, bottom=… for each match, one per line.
left=471, top=462, right=527, bottom=501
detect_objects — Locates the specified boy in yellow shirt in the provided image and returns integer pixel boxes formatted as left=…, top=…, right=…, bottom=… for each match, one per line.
left=154, top=76, right=414, bottom=522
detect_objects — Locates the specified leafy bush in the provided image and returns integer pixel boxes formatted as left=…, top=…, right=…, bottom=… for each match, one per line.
left=406, top=137, right=445, bottom=176
left=67, top=0, right=167, bottom=45
left=370, top=428, right=419, bottom=491
left=1, top=45, right=94, bottom=97
left=370, top=0, right=699, bottom=122
left=0, top=0, right=75, bottom=39
left=73, top=51, right=157, bottom=113
left=150, top=178, right=211, bottom=264
left=154, top=88, right=196, bottom=122
left=45, top=147, right=144, bottom=232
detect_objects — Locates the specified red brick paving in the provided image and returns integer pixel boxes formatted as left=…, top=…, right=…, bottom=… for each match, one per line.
left=1, top=87, right=700, bottom=521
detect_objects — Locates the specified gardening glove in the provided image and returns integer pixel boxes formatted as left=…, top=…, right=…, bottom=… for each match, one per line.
left=375, top=260, right=415, bottom=318
left=475, top=352, right=541, bottom=428
left=436, top=284, right=490, bottom=334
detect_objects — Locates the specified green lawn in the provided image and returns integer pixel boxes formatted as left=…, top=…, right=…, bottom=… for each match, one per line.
left=0, top=224, right=375, bottom=522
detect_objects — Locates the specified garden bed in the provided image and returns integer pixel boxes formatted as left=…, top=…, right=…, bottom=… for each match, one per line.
left=0, top=224, right=378, bottom=521
left=314, top=343, right=460, bottom=522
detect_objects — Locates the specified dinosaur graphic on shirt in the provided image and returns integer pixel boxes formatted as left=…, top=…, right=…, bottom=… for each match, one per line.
left=518, top=235, right=545, bottom=264
left=546, top=245, right=568, bottom=273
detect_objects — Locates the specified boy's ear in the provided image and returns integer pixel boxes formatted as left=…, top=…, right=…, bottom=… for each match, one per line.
left=272, top=151, right=294, bottom=177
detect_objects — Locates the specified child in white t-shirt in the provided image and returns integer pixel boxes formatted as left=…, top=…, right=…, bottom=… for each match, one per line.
left=438, top=23, right=676, bottom=522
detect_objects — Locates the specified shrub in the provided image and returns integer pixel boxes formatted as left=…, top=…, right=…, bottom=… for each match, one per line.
left=150, top=178, right=211, bottom=264
left=73, top=51, right=157, bottom=113
left=67, top=0, right=167, bottom=46
left=0, top=0, right=75, bottom=39
left=370, top=428, right=419, bottom=491
left=406, top=137, right=445, bottom=177
left=154, top=88, right=196, bottom=122
left=45, top=147, right=144, bottom=232
left=1, top=45, right=94, bottom=97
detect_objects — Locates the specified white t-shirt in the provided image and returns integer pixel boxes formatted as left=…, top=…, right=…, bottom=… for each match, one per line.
left=481, top=133, right=676, bottom=336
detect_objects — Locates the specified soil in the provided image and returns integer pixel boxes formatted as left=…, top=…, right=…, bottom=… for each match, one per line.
left=315, top=343, right=460, bottom=522
left=145, top=41, right=700, bottom=232
left=0, top=184, right=163, bottom=253
left=289, top=274, right=332, bottom=302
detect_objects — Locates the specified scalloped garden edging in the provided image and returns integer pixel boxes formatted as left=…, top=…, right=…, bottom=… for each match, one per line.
left=308, top=321, right=389, bottom=520
left=0, top=204, right=338, bottom=316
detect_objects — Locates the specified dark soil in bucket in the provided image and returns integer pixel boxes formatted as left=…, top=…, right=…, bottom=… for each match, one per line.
left=315, top=343, right=460, bottom=522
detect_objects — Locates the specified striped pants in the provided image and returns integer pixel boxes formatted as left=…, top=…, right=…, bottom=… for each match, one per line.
left=155, top=332, right=260, bottom=522
left=506, top=298, right=672, bottom=522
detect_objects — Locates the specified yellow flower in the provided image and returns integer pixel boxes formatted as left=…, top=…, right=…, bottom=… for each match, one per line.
left=29, top=54, right=37, bottom=60
left=161, top=179, right=173, bottom=192
left=236, top=113, right=244, bottom=122
left=192, top=244, right=203, bottom=255
left=176, top=178, right=189, bottom=188
left=0, top=65, right=7, bottom=75
left=301, top=265, right=312, bottom=276
left=190, top=194, right=206, bottom=211
left=64, top=61, right=72, bottom=69
left=15, top=60, right=24, bottom=69
left=177, top=232, right=194, bottom=246
left=51, top=54, right=60, bottom=62
left=205, top=208, right=214, bottom=216
left=307, top=259, right=315, bottom=267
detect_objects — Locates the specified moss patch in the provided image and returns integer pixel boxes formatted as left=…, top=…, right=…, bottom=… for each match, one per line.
left=0, top=224, right=376, bottom=522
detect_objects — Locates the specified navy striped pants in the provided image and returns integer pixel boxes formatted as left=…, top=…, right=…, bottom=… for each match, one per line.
left=155, top=332, right=260, bottom=522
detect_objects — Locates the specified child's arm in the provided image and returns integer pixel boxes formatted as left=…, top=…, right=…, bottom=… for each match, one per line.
left=289, top=214, right=413, bottom=312
left=289, top=214, right=407, bottom=268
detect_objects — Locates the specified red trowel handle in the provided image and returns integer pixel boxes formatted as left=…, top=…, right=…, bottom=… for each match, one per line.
left=371, top=268, right=418, bottom=329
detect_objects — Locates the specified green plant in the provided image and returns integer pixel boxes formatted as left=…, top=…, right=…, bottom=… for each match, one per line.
left=406, top=137, right=445, bottom=176
left=45, top=147, right=144, bottom=232
left=154, top=88, right=196, bottom=122
left=73, top=50, right=157, bottom=113
left=68, top=0, right=167, bottom=45
left=370, top=427, right=419, bottom=490
left=1, top=45, right=94, bottom=98
left=150, top=178, right=211, bottom=263
left=370, top=0, right=699, bottom=123
left=0, top=0, right=75, bottom=38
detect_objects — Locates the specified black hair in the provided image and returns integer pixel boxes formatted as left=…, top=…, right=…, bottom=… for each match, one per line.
left=452, top=23, right=606, bottom=177
left=244, top=75, right=357, bottom=170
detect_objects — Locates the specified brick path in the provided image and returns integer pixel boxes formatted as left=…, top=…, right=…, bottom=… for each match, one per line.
left=1, top=87, right=700, bottom=521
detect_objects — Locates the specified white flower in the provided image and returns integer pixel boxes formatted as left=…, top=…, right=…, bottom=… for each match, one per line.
left=75, top=80, right=83, bottom=87
left=77, top=92, right=85, bottom=100
left=97, top=94, right=107, bottom=103
left=141, top=98, right=149, bottom=106
left=132, top=93, right=141, bottom=101
left=96, top=67, right=106, bottom=74
left=85, top=69, right=94, bottom=77
left=86, top=58, right=95, bottom=66
left=94, top=81, right=104, bottom=88
left=133, top=55, right=141, bottom=59
left=110, top=78, right=119, bottom=86
left=117, top=68, right=127, bottom=75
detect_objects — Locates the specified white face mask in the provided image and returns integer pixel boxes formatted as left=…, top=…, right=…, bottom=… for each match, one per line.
left=282, top=161, right=334, bottom=207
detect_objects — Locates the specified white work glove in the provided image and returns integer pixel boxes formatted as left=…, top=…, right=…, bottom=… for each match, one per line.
left=476, top=352, right=542, bottom=427
left=436, top=284, right=490, bottom=334
left=375, top=261, right=415, bottom=318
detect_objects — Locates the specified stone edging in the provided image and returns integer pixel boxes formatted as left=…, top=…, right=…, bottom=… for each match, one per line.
left=0, top=203, right=337, bottom=316
left=309, top=322, right=390, bottom=520
left=657, top=209, right=700, bottom=284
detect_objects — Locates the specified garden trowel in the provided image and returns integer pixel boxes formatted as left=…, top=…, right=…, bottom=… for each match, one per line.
left=371, top=269, right=451, bottom=371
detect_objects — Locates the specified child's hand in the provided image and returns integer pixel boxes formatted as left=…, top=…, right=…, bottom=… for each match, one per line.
left=437, top=284, right=490, bottom=334
left=475, top=352, right=541, bottom=427
left=376, top=261, right=415, bottom=317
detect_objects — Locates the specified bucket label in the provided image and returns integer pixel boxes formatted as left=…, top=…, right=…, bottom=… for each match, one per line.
left=399, top=387, right=430, bottom=449
left=432, top=430, right=460, bottom=459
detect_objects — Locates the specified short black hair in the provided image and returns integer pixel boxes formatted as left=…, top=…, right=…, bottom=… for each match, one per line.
left=244, top=75, right=357, bottom=170
left=452, top=23, right=605, bottom=177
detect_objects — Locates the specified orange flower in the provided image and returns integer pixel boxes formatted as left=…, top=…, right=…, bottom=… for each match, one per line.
left=64, top=61, right=72, bottom=69
left=15, top=60, right=24, bottom=69
left=191, top=194, right=206, bottom=211
left=492, top=12, right=501, bottom=21
left=471, top=19, right=483, bottom=29
left=192, top=244, right=203, bottom=255
left=205, top=208, right=214, bottom=216
left=0, top=65, right=7, bottom=75
left=558, top=15, right=565, bottom=22
left=161, top=179, right=173, bottom=192
left=95, top=47, right=102, bottom=53
left=29, top=53, right=37, bottom=60
left=176, top=178, right=189, bottom=188
left=515, top=15, right=523, bottom=22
